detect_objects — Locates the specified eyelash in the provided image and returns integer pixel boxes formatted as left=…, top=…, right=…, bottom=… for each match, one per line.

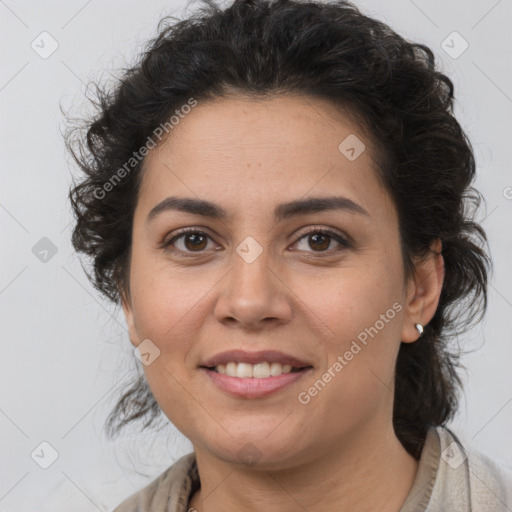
left=160, top=226, right=351, bottom=258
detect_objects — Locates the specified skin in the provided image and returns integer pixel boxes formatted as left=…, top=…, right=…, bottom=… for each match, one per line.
left=121, top=94, right=445, bottom=512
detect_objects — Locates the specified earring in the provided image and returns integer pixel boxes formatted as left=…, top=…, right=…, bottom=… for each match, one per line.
left=415, top=323, right=424, bottom=336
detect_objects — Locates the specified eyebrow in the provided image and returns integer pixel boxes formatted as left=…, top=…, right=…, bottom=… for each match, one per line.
left=146, top=195, right=370, bottom=225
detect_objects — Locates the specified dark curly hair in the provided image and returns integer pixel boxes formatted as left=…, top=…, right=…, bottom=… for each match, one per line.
left=65, top=0, right=491, bottom=459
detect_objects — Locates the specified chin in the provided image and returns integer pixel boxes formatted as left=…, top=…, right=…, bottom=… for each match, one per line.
left=199, top=430, right=310, bottom=470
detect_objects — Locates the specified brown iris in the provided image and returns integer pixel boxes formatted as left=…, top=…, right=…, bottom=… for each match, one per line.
left=184, top=233, right=208, bottom=251
left=308, top=232, right=330, bottom=251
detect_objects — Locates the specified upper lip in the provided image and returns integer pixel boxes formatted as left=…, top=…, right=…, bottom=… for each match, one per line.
left=201, top=350, right=313, bottom=369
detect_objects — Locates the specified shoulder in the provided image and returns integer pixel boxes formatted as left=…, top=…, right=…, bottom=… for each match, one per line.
left=111, top=452, right=198, bottom=512
left=430, top=425, right=512, bottom=511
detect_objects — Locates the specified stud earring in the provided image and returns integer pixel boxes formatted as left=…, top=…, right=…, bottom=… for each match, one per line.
left=415, top=323, right=424, bottom=336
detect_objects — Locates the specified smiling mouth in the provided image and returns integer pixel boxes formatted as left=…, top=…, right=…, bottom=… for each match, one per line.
left=202, top=361, right=312, bottom=379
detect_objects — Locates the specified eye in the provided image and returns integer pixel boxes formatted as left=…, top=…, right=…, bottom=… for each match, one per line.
left=160, top=227, right=220, bottom=257
left=291, top=227, right=350, bottom=254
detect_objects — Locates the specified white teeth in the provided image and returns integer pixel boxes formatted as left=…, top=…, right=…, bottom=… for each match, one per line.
left=237, top=363, right=253, bottom=378
left=253, top=362, right=270, bottom=378
left=226, top=362, right=237, bottom=376
left=215, top=361, right=296, bottom=378
left=270, top=362, right=285, bottom=376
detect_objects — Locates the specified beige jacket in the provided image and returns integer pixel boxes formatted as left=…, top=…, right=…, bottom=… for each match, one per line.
left=112, top=426, right=512, bottom=511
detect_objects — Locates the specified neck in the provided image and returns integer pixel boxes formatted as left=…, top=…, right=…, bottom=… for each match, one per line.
left=189, top=423, right=419, bottom=512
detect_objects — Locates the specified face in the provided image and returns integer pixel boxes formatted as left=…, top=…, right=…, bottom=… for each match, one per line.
left=121, top=94, right=436, bottom=469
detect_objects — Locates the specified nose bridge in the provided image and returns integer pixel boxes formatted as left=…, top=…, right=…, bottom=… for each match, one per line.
left=230, top=237, right=275, bottom=302
left=214, top=235, right=292, bottom=327
left=233, top=238, right=272, bottom=291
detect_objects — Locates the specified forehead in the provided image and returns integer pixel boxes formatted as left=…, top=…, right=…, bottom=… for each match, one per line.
left=136, top=94, right=394, bottom=224
left=145, top=93, right=373, bottom=166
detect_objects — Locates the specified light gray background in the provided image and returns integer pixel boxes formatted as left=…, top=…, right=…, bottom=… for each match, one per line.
left=1, top=0, right=511, bottom=510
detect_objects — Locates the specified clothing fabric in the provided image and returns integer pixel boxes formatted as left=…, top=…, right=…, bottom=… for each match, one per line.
left=112, top=426, right=512, bottom=511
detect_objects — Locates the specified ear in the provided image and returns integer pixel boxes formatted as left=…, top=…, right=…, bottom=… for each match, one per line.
left=120, top=287, right=139, bottom=348
left=401, top=238, right=445, bottom=343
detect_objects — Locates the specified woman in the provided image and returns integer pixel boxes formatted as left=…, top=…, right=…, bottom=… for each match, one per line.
left=65, top=0, right=512, bottom=510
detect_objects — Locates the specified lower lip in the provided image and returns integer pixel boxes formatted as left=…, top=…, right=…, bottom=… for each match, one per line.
left=201, top=367, right=312, bottom=398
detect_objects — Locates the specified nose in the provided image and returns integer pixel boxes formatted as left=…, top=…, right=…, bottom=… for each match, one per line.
left=213, top=247, right=293, bottom=330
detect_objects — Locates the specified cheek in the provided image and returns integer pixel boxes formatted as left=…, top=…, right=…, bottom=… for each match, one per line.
left=129, top=267, right=206, bottom=429
left=127, top=254, right=224, bottom=378
left=295, top=261, right=402, bottom=342
left=294, top=265, right=403, bottom=397
left=128, top=251, right=207, bottom=338
left=297, top=298, right=402, bottom=430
